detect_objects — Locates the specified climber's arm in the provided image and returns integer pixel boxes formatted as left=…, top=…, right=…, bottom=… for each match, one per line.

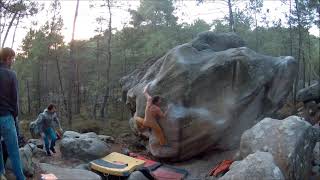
left=156, top=107, right=168, bottom=119
left=143, top=84, right=152, bottom=101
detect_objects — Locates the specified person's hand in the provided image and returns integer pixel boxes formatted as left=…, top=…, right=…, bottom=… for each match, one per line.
left=143, top=84, right=150, bottom=93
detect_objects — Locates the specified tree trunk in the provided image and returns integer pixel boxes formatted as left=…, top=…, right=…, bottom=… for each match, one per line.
left=0, top=6, right=2, bottom=44
left=318, top=8, right=320, bottom=84
left=26, top=79, right=31, bottom=114
left=67, top=0, right=80, bottom=126
left=2, top=11, right=18, bottom=47
left=289, top=0, right=293, bottom=56
left=93, top=37, right=101, bottom=120
left=73, top=0, right=81, bottom=115
left=302, top=52, right=306, bottom=88
left=293, top=0, right=302, bottom=105
left=227, top=0, right=235, bottom=32
left=0, top=10, right=7, bottom=46
left=37, top=61, right=42, bottom=113
left=254, top=0, right=258, bottom=51
left=255, top=14, right=258, bottom=51
left=93, top=95, right=99, bottom=120
left=44, top=47, right=49, bottom=105
left=10, top=14, right=20, bottom=48
left=100, top=0, right=112, bottom=119
left=76, top=62, right=81, bottom=114
left=308, top=32, right=311, bottom=86
left=54, top=44, right=68, bottom=120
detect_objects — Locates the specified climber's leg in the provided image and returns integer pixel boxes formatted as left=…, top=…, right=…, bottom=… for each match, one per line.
left=150, top=122, right=167, bottom=146
left=134, top=116, right=145, bottom=130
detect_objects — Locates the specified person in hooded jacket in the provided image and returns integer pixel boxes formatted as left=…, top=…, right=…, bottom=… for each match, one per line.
left=0, top=48, right=25, bottom=180
left=36, top=104, right=62, bottom=156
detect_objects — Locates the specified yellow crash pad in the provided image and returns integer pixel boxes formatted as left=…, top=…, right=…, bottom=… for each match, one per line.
left=90, top=152, right=145, bottom=176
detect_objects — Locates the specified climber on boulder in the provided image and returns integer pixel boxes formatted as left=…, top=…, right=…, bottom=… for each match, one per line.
left=36, top=104, right=63, bottom=156
left=134, top=84, right=168, bottom=146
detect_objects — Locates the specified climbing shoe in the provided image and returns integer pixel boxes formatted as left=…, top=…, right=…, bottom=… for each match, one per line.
left=46, top=150, right=52, bottom=156
left=50, top=147, right=56, bottom=153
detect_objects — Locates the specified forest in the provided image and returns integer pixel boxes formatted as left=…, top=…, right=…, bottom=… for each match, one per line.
left=0, top=0, right=319, bottom=137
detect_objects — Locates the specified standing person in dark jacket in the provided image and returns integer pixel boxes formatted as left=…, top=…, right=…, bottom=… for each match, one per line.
left=0, top=48, right=25, bottom=180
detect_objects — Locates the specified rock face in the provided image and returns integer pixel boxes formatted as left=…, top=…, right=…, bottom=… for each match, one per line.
left=39, top=163, right=101, bottom=180
left=220, top=151, right=284, bottom=180
left=60, top=131, right=111, bottom=161
left=240, top=116, right=319, bottom=180
left=120, top=32, right=297, bottom=160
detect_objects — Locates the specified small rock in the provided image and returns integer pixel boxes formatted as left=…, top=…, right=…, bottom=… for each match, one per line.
left=312, top=166, right=320, bottom=174
left=121, top=148, right=131, bottom=155
left=128, top=171, right=149, bottom=180
left=98, top=135, right=115, bottom=143
left=27, top=139, right=43, bottom=149
left=120, top=133, right=130, bottom=138
left=297, top=82, right=320, bottom=103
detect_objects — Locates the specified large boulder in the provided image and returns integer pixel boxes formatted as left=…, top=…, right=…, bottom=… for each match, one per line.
left=120, top=32, right=297, bottom=160
left=39, top=163, right=101, bottom=180
left=60, top=131, right=111, bottom=161
left=220, top=151, right=284, bottom=180
left=240, top=116, right=319, bottom=180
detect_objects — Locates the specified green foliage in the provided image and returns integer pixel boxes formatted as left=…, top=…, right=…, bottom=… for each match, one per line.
left=130, top=0, right=177, bottom=27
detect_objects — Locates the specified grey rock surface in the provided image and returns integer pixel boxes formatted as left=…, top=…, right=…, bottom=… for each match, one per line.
left=6, top=144, right=36, bottom=176
left=60, top=131, right=111, bottom=161
left=240, top=116, right=319, bottom=180
left=220, top=151, right=284, bottom=180
left=39, top=163, right=101, bottom=180
left=127, top=171, right=150, bottom=180
left=120, top=32, right=297, bottom=160
left=297, top=82, right=320, bottom=103
left=74, top=163, right=90, bottom=170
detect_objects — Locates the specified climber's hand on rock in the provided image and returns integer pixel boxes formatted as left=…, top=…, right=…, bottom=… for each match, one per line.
left=143, top=83, right=150, bottom=93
